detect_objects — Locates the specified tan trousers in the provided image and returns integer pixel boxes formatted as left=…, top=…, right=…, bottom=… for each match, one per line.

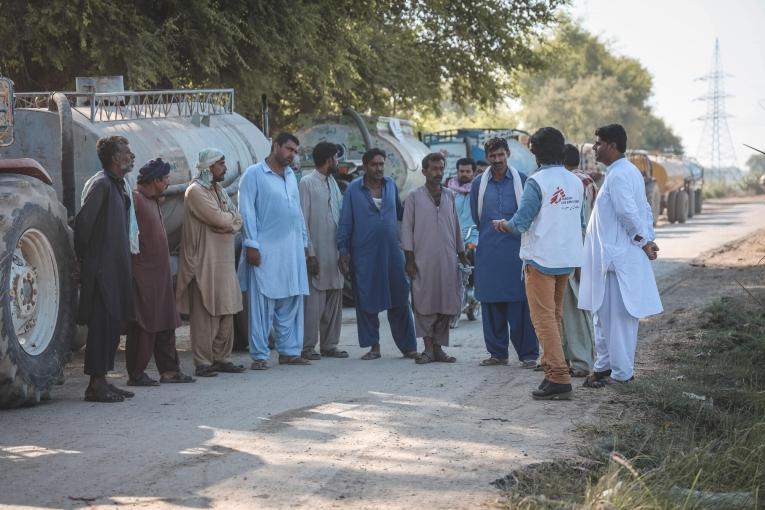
left=189, top=280, right=234, bottom=367
left=414, top=312, right=451, bottom=346
left=303, top=282, right=343, bottom=353
left=525, top=265, right=571, bottom=384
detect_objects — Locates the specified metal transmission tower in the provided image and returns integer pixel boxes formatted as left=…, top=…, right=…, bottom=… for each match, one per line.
left=695, top=38, right=737, bottom=170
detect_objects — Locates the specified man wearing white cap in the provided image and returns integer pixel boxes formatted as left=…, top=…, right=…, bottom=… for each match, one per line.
left=176, top=149, right=245, bottom=377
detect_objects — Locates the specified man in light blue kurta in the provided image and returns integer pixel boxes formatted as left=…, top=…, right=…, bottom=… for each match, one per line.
left=238, top=133, right=310, bottom=369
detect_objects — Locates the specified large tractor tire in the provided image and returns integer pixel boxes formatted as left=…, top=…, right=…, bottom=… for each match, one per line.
left=666, top=190, right=679, bottom=224
left=0, top=174, right=76, bottom=408
left=675, top=190, right=689, bottom=224
left=694, top=188, right=703, bottom=214
left=687, top=187, right=696, bottom=219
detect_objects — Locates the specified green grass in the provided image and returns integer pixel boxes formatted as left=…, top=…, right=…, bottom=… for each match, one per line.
left=496, top=294, right=765, bottom=509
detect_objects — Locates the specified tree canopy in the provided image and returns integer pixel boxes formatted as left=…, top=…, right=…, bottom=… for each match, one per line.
left=517, top=18, right=683, bottom=151
left=0, top=0, right=563, bottom=129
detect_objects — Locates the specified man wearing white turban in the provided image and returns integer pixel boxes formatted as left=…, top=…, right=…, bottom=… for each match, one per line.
left=176, top=149, right=245, bottom=377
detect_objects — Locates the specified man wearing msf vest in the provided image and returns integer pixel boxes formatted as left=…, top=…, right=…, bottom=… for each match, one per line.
left=494, top=127, right=585, bottom=400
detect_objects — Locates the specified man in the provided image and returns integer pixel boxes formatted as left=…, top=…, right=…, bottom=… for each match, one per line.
left=470, top=137, right=539, bottom=367
left=238, top=132, right=311, bottom=370
left=298, top=142, right=348, bottom=360
left=402, top=153, right=467, bottom=364
left=75, top=136, right=136, bottom=403
left=126, top=159, right=194, bottom=386
left=494, top=128, right=584, bottom=400
left=560, top=144, right=597, bottom=378
left=176, top=149, right=245, bottom=377
left=579, top=124, right=663, bottom=386
left=337, top=148, right=418, bottom=360
left=448, top=158, right=478, bottom=248
left=476, top=160, right=490, bottom=176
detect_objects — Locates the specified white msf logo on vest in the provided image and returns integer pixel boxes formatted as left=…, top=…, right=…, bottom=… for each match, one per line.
left=519, top=166, right=584, bottom=269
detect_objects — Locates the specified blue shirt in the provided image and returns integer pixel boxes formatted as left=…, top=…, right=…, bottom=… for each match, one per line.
left=237, top=161, right=309, bottom=299
left=337, top=176, right=410, bottom=313
left=469, top=170, right=527, bottom=302
left=455, top=192, right=478, bottom=246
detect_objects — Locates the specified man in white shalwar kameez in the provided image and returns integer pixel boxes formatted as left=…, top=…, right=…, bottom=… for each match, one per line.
left=578, top=124, right=663, bottom=386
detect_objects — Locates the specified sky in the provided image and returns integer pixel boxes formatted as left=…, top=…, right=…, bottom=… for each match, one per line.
left=569, top=0, right=765, bottom=168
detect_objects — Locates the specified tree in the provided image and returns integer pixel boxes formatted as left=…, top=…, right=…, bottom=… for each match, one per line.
left=517, top=18, right=683, bottom=152
left=0, top=0, right=564, bottom=129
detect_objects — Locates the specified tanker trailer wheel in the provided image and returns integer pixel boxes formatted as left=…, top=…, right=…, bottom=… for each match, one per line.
left=0, top=176, right=75, bottom=408
left=694, top=189, right=703, bottom=214
left=646, top=181, right=661, bottom=226
left=666, top=190, right=679, bottom=223
left=675, top=190, right=689, bottom=224
left=687, top=187, right=695, bottom=219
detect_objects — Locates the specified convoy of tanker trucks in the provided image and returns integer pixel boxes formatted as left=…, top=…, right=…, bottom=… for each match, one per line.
left=0, top=75, right=704, bottom=408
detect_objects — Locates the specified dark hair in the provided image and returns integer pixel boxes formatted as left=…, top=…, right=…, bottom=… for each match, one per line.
left=421, top=152, right=445, bottom=171
left=484, top=137, right=509, bottom=155
left=595, top=124, right=627, bottom=153
left=476, top=160, right=489, bottom=167
left=312, top=142, right=338, bottom=168
left=563, top=144, right=580, bottom=167
left=96, top=135, right=129, bottom=168
left=137, top=158, right=171, bottom=184
left=274, top=132, right=300, bottom=147
left=529, top=127, right=565, bottom=165
left=456, top=157, right=476, bottom=172
left=362, top=148, right=386, bottom=164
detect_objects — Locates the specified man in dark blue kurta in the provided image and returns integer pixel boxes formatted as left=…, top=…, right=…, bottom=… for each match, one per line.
left=337, top=148, right=418, bottom=360
left=470, top=137, right=539, bottom=366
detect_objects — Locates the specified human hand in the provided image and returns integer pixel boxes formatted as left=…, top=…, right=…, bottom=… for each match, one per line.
left=643, top=241, right=659, bottom=260
left=492, top=219, right=510, bottom=233
left=306, top=256, right=319, bottom=276
left=246, top=247, right=261, bottom=266
left=405, top=260, right=418, bottom=279
left=338, top=255, right=350, bottom=276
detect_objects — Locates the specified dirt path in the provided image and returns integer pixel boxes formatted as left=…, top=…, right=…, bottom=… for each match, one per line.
left=0, top=197, right=763, bottom=509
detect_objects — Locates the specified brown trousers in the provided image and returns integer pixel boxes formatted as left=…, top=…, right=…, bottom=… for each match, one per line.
left=525, top=265, right=571, bottom=384
left=125, top=324, right=180, bottom=379
left=188, top=281, right=234, bottom=367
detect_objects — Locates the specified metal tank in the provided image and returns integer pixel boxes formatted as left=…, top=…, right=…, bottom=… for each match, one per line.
left=295, top=109, right=428, bottom=197
left=2, top=78, right=271, bottom=250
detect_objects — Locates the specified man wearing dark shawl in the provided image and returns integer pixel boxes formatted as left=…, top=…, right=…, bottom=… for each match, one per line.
left=75, top=136, right=136, bottom=403
left=126, top=159, right=194, bottom=386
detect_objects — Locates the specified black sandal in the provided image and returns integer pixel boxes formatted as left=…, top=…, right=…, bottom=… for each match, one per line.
left=127, top=374, right=160, bottom=387
left=85, top=388, right=125, bottom=403
left=211, top=361, right=246, bottom=373
left=160, top=372, right=195, bottom=383
left=108, top=384, right=135, bottom=397
left=195, top=365, right=219, bottom=377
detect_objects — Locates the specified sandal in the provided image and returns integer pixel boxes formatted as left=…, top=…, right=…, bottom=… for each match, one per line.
left=361, top=351, right=381, bottom=360
left=211, top=361, right=246, bottom=373
left=519, top=359, right=538, bottom=369
left=195, top=365, right=219, bottom=377
left=434, top=349, right=456, bottom=363
left=84, top=387, right=125, bottom=403
left=583, top=372, right=610, bottom=388
left=127, top=374, right=160, bottom=387
left=415, top=351, right=435, bottom=364
left=278, top=355, right=311, bottom=365
left=301, top=350, right=321, bottom=360
left=160, top=372, right=195, bottom=383
left=402, top=351, right=419, bottom=359
left=570, top=368, right=589, bottom=378
left=321, top=349, right=349, bottom=358
left=108, top=384, right=135, bottom=397
left=250, top=360, right=270, bottom=370
left=479, top=357, right=508, bottom=366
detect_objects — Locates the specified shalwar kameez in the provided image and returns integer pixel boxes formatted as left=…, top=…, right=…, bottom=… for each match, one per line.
left=578, top=158, right=663, bottom=381
left=238, top=161, right=309, bottom=361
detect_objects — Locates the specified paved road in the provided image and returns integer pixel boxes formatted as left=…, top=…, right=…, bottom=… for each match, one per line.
left=1, top=197, right=763, bottom=509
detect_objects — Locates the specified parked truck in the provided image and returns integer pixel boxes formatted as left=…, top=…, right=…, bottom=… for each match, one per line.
left=0, top=76, right=270, bottom=408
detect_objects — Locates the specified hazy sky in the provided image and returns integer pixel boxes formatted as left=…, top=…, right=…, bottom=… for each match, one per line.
left=569, top=0, right=765, bottom=168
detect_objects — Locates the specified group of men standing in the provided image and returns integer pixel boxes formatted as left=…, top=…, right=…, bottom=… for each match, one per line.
left=73, top=122, right=661, bottom=403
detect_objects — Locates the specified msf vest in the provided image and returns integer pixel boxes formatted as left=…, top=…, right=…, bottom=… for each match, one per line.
left=519, top=166, right=584, bottom=269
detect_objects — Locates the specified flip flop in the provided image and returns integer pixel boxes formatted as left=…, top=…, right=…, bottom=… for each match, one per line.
left=415, top=351, right=435, bottom=364
left=301, top=350, right=322, bottom=360
left=160, top=372, right=195, bottom=383
left=479, top=357, right=508, bottom=366
left=250, top=360, right=270, bottom=370
left=361, top=351, right=381, bottom=360
left=402, top=351, right=419, bottom=359
left=278, top=355, right=311, bottom=365
left=108, top=384, right=135, bottom=397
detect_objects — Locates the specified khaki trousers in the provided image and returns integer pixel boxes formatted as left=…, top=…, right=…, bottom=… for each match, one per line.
left=302, top=282, right=343, bottom=353
left=525, top=265, right=571, bottom=384
left=189, top=280, right=234, bottom=367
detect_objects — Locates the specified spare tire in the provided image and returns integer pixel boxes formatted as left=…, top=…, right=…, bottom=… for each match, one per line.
left=0, top=174, right=75, bottom=408
left=666, top=190, right=678, bottom=223
left=675, top=190, right=689, bottom=224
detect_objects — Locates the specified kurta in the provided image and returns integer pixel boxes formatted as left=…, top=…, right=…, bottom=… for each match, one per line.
left=74, top=170, right=133, bottom=324
left=578, top=158, right=662, bottom=318
left=298, top=170, right=344, bottom=291
left=176, top=181, right=243, bottom=316
left=455, top=191, right=478, bottom=246
left=400, top=186, right=463, bottom=316
left=337, top=176, right=409, bottom=314
left=469, top=170, right=528, bottom=302
left=237, top=161, right=309, bottom=299
left=131, top=189, right=181, bottom=332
